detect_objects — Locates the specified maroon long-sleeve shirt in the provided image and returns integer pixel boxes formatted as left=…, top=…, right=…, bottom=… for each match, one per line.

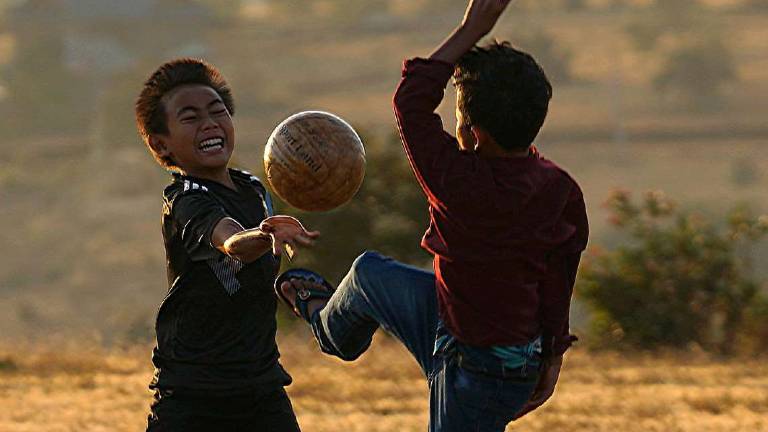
left=393, top=58, right=589, bottom=357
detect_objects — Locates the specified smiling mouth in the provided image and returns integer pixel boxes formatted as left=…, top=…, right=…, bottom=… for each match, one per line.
left=199, top=137, right=225, bottom=153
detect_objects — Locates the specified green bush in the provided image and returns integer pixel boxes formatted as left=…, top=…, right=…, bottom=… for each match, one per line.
left=625, top=1, right=737, bottom=110
left=577, top=190, right=768, bottom=354
left=654, top=40, right=737, bottom=110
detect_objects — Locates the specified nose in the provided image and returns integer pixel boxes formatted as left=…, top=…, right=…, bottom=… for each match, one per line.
left=200, top=115, right=220, bottom=131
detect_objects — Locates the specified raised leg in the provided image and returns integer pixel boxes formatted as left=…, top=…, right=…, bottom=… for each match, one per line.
left=310, top=251, right=439, bottom=376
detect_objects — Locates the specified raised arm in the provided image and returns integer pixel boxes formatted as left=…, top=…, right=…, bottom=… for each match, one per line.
left=393, top=0, right=514, bottom=207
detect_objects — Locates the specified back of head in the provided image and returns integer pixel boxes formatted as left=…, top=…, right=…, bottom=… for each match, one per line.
left=454, top=42, right=552, bottom=151
left=135, top=58, right=235, bottom=170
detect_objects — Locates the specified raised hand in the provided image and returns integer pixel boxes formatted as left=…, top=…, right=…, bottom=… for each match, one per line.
left=430, top=0, right=514, bottom=64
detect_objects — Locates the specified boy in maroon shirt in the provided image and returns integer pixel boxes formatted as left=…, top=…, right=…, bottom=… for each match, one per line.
left=278, top=1, right=588, bottom=430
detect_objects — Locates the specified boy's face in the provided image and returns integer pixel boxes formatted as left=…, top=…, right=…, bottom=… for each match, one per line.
left=151, top=84, right=234, bottom=176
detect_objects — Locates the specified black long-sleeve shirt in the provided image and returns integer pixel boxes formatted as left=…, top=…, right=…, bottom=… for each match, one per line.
left=150, top=168, right=291, bottom=393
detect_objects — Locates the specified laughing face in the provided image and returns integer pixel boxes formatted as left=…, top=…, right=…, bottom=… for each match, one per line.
left=151, top=84, right=235, bottom=178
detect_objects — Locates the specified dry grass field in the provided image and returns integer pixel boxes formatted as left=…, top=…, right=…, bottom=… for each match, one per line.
left=1, top=333, right=766, bottom=432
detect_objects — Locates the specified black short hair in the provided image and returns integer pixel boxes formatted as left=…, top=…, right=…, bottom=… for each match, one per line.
left=135, top=58, right=235, bottom=169
left=454, top=41, right=552, bottom=151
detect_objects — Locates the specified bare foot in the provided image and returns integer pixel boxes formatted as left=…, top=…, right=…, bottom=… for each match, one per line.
left=279, top=278, right=330, bottom=318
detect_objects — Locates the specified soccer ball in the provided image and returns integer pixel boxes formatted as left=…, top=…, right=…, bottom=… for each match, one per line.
left=264, top=111, right=366, bottom=212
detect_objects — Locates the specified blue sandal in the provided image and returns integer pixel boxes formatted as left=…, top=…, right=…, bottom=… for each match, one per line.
left=274, top=268, right=335, bottom=322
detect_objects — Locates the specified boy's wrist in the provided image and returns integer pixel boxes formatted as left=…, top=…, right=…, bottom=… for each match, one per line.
left=547, top=354, right=564, bottom=366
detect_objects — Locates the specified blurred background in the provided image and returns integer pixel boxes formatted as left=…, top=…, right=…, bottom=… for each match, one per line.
left=1, top=0, right=767, bottom=353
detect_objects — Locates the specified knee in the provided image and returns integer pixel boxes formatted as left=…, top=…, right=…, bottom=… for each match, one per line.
left=350, top=251, right=388, bottom=280
left=320, top=343, right=365, bottom=362
left=346, top=251, right=391, bottom=294
left=316, top=331, right=367, bottom=362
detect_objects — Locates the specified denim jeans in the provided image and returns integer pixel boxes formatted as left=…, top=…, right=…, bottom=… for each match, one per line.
left=310, top=251, right=540, bottom=432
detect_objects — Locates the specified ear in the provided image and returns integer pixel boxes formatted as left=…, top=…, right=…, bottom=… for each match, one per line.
left=471, top=126, right=495, bottom=151
left=148, top=135, right=170, bottom=157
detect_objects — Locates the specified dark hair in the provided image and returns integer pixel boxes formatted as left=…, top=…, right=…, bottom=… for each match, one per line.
left=135, top=58, right=235, bottom=169
left=454, top=41, right=552, bottom=151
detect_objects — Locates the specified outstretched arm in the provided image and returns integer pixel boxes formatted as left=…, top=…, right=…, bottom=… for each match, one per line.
left=212, top=216, right=319, bottom=263
left=430, top=0, right=513, bottom=64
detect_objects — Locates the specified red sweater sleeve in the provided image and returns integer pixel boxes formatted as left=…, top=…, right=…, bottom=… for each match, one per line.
left=540, top=187, right=589, bottom=358
left=393, top=58, right=465, bottom=208
left=540, top=252, right=581, bottom=358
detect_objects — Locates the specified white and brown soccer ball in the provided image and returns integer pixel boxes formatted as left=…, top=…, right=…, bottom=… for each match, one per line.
left=264, top=111, right=366, bottom=212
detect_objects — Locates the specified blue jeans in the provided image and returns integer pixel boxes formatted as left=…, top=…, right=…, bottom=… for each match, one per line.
left=310, top=251, right=540, bottom=432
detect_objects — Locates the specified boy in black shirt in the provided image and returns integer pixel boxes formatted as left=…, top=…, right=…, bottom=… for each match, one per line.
left=136, top=58, right=318, bottom=432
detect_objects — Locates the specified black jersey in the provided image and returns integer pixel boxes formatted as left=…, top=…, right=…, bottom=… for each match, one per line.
left=150, top=168, right=290, bottom=393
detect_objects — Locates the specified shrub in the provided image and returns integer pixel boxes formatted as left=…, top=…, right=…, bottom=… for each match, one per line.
left=654, top=40, right=737, bottom=110
left=625, top=1, right=738, bottom=110
left=730, top=157, right=760, bottom=187
left=577, top=190, right=768, bottom=354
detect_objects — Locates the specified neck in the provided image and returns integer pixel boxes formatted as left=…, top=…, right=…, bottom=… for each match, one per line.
left=182, top=167, right=236, bottom=189
left=478, top=143, right=531, bottom=159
